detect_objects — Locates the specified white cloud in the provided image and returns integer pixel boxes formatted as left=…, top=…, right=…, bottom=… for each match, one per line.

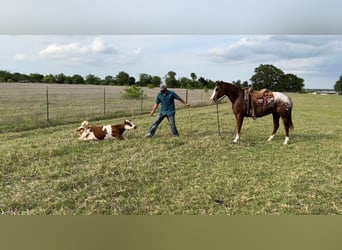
left=202, top=36, right=342, bottom=82
left=14, top=53, right=27, bottom=61
left=39, top=37, right=118, bottom=64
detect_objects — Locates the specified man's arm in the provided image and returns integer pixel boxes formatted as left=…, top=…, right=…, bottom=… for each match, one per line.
left=178, top=98, right=190, bottom=106
left=150, top=103, right=159, bottom=116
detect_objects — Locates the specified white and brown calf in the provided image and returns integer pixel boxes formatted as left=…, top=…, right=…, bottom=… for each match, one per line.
left=77, top=120, right=137, bottom=140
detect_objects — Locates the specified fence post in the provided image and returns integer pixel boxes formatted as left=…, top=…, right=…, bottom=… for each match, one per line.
left=140, top=89, right=143, bottom=113
left=46, top=85, right=49, bottom=122
left=103, top=87, right=106, bottom=117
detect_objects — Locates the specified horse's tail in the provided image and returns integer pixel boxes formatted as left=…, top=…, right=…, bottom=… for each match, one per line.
left=288, top=108, right=294, bottom=130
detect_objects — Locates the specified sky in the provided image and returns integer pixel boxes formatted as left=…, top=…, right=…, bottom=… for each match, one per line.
left=1, top=1, right=342, bottom=89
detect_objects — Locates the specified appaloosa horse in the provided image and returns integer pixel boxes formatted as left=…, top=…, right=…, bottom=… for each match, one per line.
left=210, top=81, right=293, bottom=145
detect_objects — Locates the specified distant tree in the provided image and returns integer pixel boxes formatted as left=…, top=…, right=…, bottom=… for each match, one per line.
left=179, top=77, right=192, bottom=89
left=0, top=70, right=12, bottom=82
left=251, top=64, right=284, bottom=90
left=190, top=72, right=198, bottom=88
left=103, top=75, right=115, bottom=85
left=232, top=80, right=249, bottom=88
left=190, top=72, right=197, bottom=82
left=11, top=72, right=20, bottom=82
left=116, top=71, right=130, bottom=85
left=11, top=72, right=29, bottom=82
left=280, top=73, right=304, bottom=92
left=29, top=73, right=44, bottom=83
left=138, top=73, right=152, bottom=86
left=334, top=75, right=342, bottom=93
left=64, top=76, right=73, bottom=84
left=232, top=80, right=242, bottom=87
left=85, top=74, right=101, bottom=85
left=55, top=73, right=67, bottom=84
left=165, top=71, right=178, bottom=88
left=42, top=74, right=56, bottom=83
left=71, top=74, right=85, bottom=84
left=242, top=81, right=249, bottom=88
left=251, top=64, right=304, bottom=92
left=198, top=77, right=208, bottom=88
left=150, top=76, right=162, bottom=88
left=128, top=76, right=136, bottom=86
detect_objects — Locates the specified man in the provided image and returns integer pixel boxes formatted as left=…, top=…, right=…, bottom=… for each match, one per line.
left=146, top=83, right=190, bottom=137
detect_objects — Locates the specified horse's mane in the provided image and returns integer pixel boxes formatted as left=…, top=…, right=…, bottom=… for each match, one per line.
left=217, top=80, right=243, bottom=90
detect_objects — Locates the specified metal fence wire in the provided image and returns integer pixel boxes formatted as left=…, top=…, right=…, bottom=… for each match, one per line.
left=0, top=83, right=211, bottom=132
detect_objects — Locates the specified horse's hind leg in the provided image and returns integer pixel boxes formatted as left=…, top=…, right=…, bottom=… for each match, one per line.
left=281, top=116, right=292, bottom=145
left=233, top=114, right=244, bottom=143
left=267, top=113, right=280, bottom=142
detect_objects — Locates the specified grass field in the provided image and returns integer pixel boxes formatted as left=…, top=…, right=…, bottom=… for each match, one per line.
left=0, top=90, right=341, bottom=214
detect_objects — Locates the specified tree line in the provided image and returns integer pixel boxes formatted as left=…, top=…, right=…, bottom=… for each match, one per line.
left=0, top=64, right=313, bottom=92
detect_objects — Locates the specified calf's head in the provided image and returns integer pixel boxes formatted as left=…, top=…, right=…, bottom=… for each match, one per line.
left=124, top=120, right=137, bottom=130
left=76, top=121, right=89, bottom=137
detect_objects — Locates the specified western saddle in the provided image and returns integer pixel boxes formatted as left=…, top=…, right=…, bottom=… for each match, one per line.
left=244, top=87, right=274, bottom=118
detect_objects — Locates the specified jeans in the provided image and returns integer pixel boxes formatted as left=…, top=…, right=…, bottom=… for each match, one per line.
left=148, top=113, right=179, bottom=137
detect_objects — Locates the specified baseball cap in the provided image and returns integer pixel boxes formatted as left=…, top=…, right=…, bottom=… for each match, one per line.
left=160, top=83, right=167, bottom=90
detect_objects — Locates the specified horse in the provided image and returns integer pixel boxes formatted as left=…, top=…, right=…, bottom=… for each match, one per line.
left=210, top=81, right=294, bottom=145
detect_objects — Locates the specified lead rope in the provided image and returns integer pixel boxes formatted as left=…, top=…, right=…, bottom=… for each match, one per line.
left=216, top=103, right=224, bottom=139
left=216, top=102, right=236, bottom=139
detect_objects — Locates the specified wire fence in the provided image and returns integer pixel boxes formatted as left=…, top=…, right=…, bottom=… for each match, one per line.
left=0, top=83, right=212, bottom=132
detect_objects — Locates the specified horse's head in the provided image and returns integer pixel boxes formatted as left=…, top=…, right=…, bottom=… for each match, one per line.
left=210, top=81, right=226, bottom=103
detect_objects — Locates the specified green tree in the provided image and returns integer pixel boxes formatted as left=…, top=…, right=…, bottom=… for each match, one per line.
left=334, top=75, right=342, bottom=93
left=55, top=73, right=67, bottom=84
left=281, top=73, right=304, bottom=92
left=150, top=76, right=162, bottom=88
left=42, top=74, right=56, bottom=83
left=103, top=75, right=115, bottom=85
left=198, top=77, right=208, bottom=88
left=190, top=72, right=197, bottom=82
left=179, top=77, right=192, bottom=89
left=242, top=81, right=249, bottom=88
left=138, top=73, right=152, bottom=87
left=165, top=71, right=178, bottom=88
left=122, top=85, right=145, bottom=99
left=71, top=74, right=85, bottom=84
left=116, top=71, right=130, bottom=86
left=250, top=64, right=304, bottom=92
left=251, top=64, right=284, bottom=90
left=232, top=80, right=242, bottom=87
left=64, top=76, right=73, bottom=84
left=128, top=76, right=136, bottom=86
left=190, top=72, right=198, bottom=88
left=0, top=70, right=12, bottom=82
left=29, top=73, right=44, bottom=83
left=85, top=74, right=101, bottom=85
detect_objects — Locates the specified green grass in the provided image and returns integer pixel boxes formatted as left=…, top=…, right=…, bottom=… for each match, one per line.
left=0, top=93, right=341, bottom=214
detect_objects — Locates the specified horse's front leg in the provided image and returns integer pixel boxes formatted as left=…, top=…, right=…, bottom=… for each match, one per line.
left=233, top=115, right=244, bottom=143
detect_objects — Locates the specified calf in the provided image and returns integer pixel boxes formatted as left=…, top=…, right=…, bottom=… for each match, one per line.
left=77, top=120, right=137, bottom=140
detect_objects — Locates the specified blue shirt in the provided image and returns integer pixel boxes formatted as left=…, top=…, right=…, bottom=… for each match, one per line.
left=155, top=90, right=181, bottom=116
